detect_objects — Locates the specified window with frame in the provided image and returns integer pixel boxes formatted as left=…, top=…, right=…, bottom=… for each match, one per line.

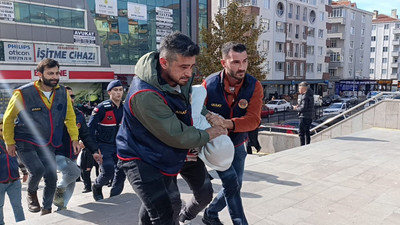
left=300, top=63, right=304, bottom=75
left=350, top=27, right=354, bottom=35
left=320, top=12, right=324, bottom=21
left=277, top=2, right=284, bottom=17
left=382, top=69, right=387, bottom=74
left=329, top=39, right=337, bottom=48
left=318, top=46, right=323, bottom=55
left=372, top=25, right=376, bottom=30
left=303, top=7, right=307, bottom=21
left=330, top=52, right=341, bottom=62
left=308, top=27, right=315, bottom=37
left=350, top=41, right=354, bottom=48
left=264, top=0, right=270, bottom=9
left=275, top=61, right=284, bottom=71
left=286, top=62, right=291, bottom=75
left=351, top=12, right=355, bottom=20
left=261, top=18, right=270, bottom=31
left=370, top=58, right=374, bottom=63
left=288, top=4, right=293, bottom=18
left=14, top=2, right=85, bottom=29
left=383, top=47, right=388, bottom=52
left=317, top=64, right=322, bottom=72
left=384, top=35, right=389, bottom=41
left=220, top=0, right=227, bottom=8
left=309, top=10, right=316, bottom=23
left=294, top=63, right=298, bottom=76
left=276, top=42, right=284, bottom=52
left=369, top=69, right=374, bottom=74
left=384, top=24, right=389, bottom=29
left=276, top=21, right=285, bottom=32
left=318, top=29, right=323, bottom=38
left=263, top=40, right=270, bottom=51
left=306, top=63, right=314, bottom=72
left=371, top=36, right=376, bottom=41
left=382, top=58, right=388, bottom=63
left=362, top=15, right=365, bottom=23
left=307, top=46, right=314, bottom=55
left=296, top=6, right=300, bottom=20
left=371, top=47, right=375, bottom=52
left=361, top=29, right=365, bottom=35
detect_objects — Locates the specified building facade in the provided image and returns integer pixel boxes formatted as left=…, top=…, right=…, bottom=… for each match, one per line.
left=212, top=0, right=330, bottom=100
left=370, top=9, right=400, bottom=91
left=327, top=0, right=373, bottom=95
left=0, top=0, right=208, bottom=113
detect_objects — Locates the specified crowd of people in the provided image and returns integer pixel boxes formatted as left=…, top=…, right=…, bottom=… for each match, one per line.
left=0, top=32, right=270, bottom=225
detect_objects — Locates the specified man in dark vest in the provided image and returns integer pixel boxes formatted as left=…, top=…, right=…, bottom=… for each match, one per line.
left=88, top=80, right=125, bottom=201
left=202, top=42, right=264, bottom=225
left=2, top=58, right=79, bottom=215
left=53, top=86, right=102, bottom=211
left=116, top=32, right=227, bottom=225
left=293, top=81, right=314, bottom=145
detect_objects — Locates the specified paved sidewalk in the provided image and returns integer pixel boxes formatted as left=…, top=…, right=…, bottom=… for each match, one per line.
left=4, top=127, right=400, bottom=224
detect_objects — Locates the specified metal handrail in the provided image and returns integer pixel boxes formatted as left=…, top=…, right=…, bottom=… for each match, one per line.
left=310, top=92, right=396, bottom=134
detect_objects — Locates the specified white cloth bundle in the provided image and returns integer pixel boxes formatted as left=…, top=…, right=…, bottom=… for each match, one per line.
left=191, top=85, right=234, bottom=171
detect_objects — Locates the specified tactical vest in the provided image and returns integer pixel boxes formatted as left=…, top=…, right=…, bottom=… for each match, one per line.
left=0, top=139, right=20, bottom=183
left=205, top=71, right=257, bottom=146
left=116, top=76, right=192, bottom=175
left=14, top=83, right=67, bottom=147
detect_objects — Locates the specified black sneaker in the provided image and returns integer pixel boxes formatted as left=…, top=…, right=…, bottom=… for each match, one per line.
left=202, top=209, right=223, bottom=225
left=82, top=188, right=92, bottom=193
left=92, top=184, right=103, bottom=201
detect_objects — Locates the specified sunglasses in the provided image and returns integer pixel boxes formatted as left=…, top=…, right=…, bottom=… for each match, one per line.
left=70, top=94, right=76, bottom=99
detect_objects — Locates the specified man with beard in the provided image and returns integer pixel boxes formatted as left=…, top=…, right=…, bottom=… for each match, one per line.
left=116, top=32, right=227, bottom=224
left=2, top=58, right=79, bottom=215
left=202, top=42, right=263, bottom=225
left=88, top=80, right=126, bottom=201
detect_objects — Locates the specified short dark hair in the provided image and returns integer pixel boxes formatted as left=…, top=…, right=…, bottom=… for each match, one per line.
left=299, top=81, right=308, bottom=87
left=159, top=32, right=200, bottom=62
left=65, top=86, right=72, bottom=91
left=37, top=58, right=59, bottom=74
left=221, top=42, right=247, bottom=59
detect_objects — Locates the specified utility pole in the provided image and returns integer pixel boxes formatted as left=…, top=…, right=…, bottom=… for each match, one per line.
left=352, top=43, right=363, bottom=96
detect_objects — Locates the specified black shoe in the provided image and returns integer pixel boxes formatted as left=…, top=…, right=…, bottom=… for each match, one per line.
left=27, top=191, right=41, bottom=213
left=256, top=147, right=262, bottom=153
left=82, top=188, right=92, bottom=193
left=202, top=209, right=223, bottom=225
left=92, top=184, right=103, bottom=201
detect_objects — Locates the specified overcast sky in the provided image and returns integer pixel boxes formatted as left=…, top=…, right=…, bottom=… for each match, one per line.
left=355, top=0, right=399, bottom=15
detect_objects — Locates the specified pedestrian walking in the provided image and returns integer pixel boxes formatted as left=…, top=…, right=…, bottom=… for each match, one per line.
left=293, top=81, right=314, bottom=146
left=88, top=80, right=126, bottom=201
left=2, top=58, right=79, bottom=215
left=0, top=118, right=27, bottom=224
left=202, top=42, right=264, bottom=225
left=53, top=86, right=102, bottom=210
left=116, top=32, right=227, bottom=225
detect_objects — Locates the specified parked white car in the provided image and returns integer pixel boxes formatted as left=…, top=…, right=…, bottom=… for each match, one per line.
left=266, top=99, right=292, bottom=112
left=322, top=102, right=348, bottom=116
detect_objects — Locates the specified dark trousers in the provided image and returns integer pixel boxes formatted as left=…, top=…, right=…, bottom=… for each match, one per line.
left=94, top=144, right=126, bottom=197
left=119, top=159, right=180, bottom=225
left=246, top=128, right=261, bottom=154
left=16, top=141, right=57, bottom=210
left=178, top=160, right=213, bottom=221
left=299, top=117, right=312, bottom=146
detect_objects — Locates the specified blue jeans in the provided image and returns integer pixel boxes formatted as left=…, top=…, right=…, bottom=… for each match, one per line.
left=0, top=180, right=25, bottom=224
left=56, top=155, right=81, bottom=209
left=94, top=144, right=126, bottom=197
left=119, top=159, right=180, bottom=225
left=16, top=141, right=57, bottom=210
left=206, top=144, right=248, bottom=225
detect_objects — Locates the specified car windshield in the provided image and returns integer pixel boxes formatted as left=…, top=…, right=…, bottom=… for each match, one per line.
left=268, top=100, right=279, bottom=104
left=330, top=104, right=342, bottom=109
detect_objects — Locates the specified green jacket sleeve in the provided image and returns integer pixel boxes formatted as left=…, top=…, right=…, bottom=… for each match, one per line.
left=130, top=91, right=209, bottom=150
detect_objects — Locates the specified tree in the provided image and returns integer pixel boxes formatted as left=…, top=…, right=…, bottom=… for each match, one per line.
left=196, top=1, right=267, bottom=82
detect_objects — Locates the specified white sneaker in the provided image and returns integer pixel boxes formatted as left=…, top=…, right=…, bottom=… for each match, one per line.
left=179, top=220, right=192, bottom=225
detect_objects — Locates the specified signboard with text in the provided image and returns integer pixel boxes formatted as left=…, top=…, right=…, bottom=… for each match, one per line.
left=35, top=44, right=99, bottom=65
left=95, top=0, right=117, bottom=16
left=4, top=42, right=34, bottom=62
left=127, top=2, right=147, bottom=21
left=155, top=7, right=173, bottom=49
left=0, top=1, right=14, bottom=21
left=1, top=41, right=100, bottom=65
left=73, top=30, right=96, bottom=45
